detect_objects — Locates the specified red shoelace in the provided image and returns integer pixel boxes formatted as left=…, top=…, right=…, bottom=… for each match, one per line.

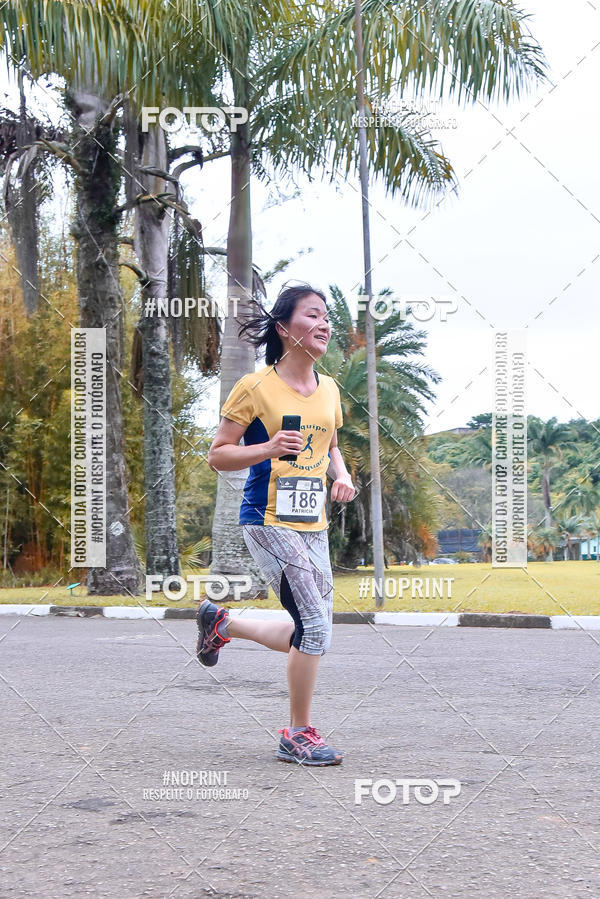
left=303, top=726, right=325, bottom=745
left=278, top=726, right=325, bottom=745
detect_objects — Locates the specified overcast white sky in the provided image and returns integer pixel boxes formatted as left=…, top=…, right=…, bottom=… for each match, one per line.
left=3, top=0, right=598, bottom=435
left=184, top=0, right=600, bottom=433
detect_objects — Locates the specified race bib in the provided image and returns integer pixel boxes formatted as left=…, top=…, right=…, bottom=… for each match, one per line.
left=275, top=476, right=326, bottom=523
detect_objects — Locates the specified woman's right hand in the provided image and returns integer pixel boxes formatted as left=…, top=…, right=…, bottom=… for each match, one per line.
left=267, top=429, right=304, bottom=458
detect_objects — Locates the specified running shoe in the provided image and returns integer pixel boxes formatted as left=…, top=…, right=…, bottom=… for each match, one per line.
left=276, top=726, right=342, bottom=766
left=196, top=600, right=230, bottom=666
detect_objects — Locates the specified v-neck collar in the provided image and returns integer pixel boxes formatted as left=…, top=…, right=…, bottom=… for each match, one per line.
left=271, top=364, right=321, bottom=400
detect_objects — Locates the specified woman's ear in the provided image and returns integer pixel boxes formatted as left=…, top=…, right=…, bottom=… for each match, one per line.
left=275, top=321, right=289, bottom=338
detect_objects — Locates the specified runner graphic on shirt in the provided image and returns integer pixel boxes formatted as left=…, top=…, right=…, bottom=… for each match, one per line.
left=301, top=433, right=314, bottom=459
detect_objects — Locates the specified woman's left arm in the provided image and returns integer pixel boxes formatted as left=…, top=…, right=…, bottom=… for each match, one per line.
left=328, top=430, right=356, bottom=502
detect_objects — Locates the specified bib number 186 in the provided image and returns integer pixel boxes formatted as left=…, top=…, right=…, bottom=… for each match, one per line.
left=291, top=490, right=318, bottom=510
left=275, top=477, right=325, bottom=523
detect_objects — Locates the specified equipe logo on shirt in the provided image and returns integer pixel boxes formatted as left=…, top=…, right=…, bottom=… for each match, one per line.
left=286, top=425, right=328, bottom=471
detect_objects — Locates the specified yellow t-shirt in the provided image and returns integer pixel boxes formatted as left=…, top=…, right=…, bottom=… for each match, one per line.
left=220, top=364, right=343, bottom=531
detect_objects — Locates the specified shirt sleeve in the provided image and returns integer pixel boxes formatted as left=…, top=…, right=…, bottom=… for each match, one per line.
left=220, top=376, right=256, bottom=427
left=334, top=381, right=343, bottom=429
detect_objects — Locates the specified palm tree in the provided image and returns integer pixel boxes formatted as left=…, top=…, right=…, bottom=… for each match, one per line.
left=73, top=86, right=152, bottom=594
left=0, top=70, right=48, bottom=316
left=459, top=427, right=493, bottom=469
left=1, top=8, right=150, bottom=593
left=527, top=524, right=557, bottom=562
left=201, top=0, right=547, bottom=580
left=202, top=4, right=462, bottom=584
left=582, top=511, right=600, bottom=561
left=24, top=0, right=444, bottom=591
left=528, top=417, right=572, bottom=530
left=3, top=0, right=547, bottom=590
left=565, top=480, right=600, bottom=518
left=2, top=80, right=143, bottom=594
left=0, top=0, right=237, bottom=591
left=554, top=513, right=584, bottom=561
left=319, top=286, right=439, bottom=564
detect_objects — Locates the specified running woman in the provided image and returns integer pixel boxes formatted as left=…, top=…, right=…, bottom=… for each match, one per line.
left=197, top=283, right=356, bottom=766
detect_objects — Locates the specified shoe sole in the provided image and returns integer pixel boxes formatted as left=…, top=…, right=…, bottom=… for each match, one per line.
left=196, top=635, right=217, bottom=667
left=276, top=749, right=342, bottom=766
left=196, top=607, right=219, bottom=667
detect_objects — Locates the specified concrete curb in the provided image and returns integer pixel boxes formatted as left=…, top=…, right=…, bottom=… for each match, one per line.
left=0, top=605, right=599, bottom=629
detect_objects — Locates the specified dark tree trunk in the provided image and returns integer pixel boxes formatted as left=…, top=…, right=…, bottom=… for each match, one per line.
left=133, top=125, right=180, bottom=578
left=210, top=59, right=267, bottom=598
left=5, top=73, right=40, bottom=316
left=542, top=468, right=552, bottom=528
left=69, top=89, right=143, bottom=595
left=542, top=467, right=553, bottom=561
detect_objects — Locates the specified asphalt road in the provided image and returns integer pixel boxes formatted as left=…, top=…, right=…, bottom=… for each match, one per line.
left=0, top=615, right=599, bottom=898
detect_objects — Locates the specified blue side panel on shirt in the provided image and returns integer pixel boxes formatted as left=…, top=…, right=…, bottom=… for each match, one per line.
left=239, top=418, right=271, bottom=524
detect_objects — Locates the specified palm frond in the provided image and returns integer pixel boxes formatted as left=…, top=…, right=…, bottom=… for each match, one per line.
left=259, top=0, right=547, bottom=110
left=251, top=87, right=456, bottom=206
left=180, top=536, right=212, bottom=569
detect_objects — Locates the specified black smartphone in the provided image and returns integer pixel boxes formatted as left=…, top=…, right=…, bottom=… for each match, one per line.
left=279, top=414, right=301, bottom=461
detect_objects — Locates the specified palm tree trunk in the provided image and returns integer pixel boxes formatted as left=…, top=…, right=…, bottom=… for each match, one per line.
left=133, top=125, right=180, bottom=578
left=70, top=89, right=142, bottom=595
left=210, top=58, right=267, bottom=598
left=353, top=0, right=386, bottom=606
left=542, top=467, right=553, bottom=560
left=5, top=72, right=40, bottom=316
left=542, top=468, right=552, bottom=528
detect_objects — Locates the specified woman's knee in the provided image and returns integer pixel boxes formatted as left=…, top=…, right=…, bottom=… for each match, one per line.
left=296, top=616, right=331, bottom=655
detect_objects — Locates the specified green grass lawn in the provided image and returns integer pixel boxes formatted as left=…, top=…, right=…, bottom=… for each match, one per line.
left=2, top=561, right=600, bottom=616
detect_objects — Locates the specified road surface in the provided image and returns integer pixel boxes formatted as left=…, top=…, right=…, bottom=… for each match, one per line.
left=0, top=615, right=598, bottom=897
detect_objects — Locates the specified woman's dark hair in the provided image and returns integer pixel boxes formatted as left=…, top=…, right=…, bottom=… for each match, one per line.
left=237, top=281, right=327, bottom=366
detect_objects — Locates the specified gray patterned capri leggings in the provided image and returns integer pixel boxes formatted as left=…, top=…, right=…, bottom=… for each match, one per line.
left=242, top=525, right=334, bottom=656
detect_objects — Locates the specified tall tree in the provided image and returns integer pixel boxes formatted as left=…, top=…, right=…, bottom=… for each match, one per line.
left=528, top=417, right=571, bottom=529
left=67, top=87, right=143, bottom=593
left=554, top=513, right=584, bottom=561
left=1, top=9, right=148, bottom=593
left=320, top=286, right=439, bottom=564
left=207, top=0, right=546, bottom=581
left=2, top=71, right=42, bottom=316
left=0, top=2, right=226, bottom=590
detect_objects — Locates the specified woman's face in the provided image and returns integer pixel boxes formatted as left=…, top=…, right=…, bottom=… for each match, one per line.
left=277, top=293, right=331, bottom=360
